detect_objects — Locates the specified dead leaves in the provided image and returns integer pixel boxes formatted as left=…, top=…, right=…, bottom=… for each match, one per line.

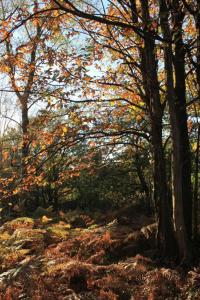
left=0, top=214, right=199, bottom=299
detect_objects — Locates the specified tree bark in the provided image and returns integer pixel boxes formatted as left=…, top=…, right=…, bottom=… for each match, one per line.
left=21, top=99, right=29, bottom=176
left=140, top=0, right=175, bottom=258
left=193, top=122, right=200, bottom=238
left=159, top=0, right=191, bottom=262
left=172, top=0, right=192, bottom=238
left=193, top=0, right=200, bottom=239
left=135, top=149, right=151, bottom=212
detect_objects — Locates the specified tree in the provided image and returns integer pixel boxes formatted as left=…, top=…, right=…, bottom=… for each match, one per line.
left=0, top=0, right=199, bottom=263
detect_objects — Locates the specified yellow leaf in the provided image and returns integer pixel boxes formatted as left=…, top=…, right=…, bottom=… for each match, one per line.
left=62, top=126, right=68, bottom=133
left=41, top=215, right=52, bottom=224
left=2, top=151, right=9, bottom=161
left=0, top=64, right=10, bottom=73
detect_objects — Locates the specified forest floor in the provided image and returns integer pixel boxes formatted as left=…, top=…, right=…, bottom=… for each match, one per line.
left=0, top=205, right=199, bottom=299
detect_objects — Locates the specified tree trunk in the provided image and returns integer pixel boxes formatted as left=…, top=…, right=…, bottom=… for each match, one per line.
left=140, top=0, right=175, bottom=258
left=193, top=1, right=200, bottom=239
left=159, top=0, right=191, bottom=262
left=21, top=99, right=29, bottom=178
left=172, top=0, right=192, bottom=238
left=193, top=123, right=200, bottom=238
left=135, top=150, right=151, bottom=212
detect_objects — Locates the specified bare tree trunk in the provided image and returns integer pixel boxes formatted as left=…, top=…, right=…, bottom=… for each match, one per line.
left=193, top=122, right=200, bottom=238
left=140, top=0, right=175, bottom=258
left=193, top=1, right=200, bottom=239
left=159, top=0, right=191, bottom=262
left=21, top=99, right=29, bottom=177
left=135, top=149, right=151, bottom=212
left=172, top=0, right=192, bottom=238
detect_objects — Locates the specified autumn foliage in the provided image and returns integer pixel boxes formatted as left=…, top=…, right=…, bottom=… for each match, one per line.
left=0, top=0, right=200, bottom=298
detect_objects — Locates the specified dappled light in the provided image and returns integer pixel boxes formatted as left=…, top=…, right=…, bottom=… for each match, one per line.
left=0, top=0, right=199, bottom=298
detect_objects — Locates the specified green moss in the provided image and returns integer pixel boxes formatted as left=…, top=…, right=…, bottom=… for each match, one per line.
left=10, top=217, right=34, bottom=224
left=47, top=225, right=69, bottom=240
left=11, top=228, right=45, bottom=240
left=2, top=217, right=35, bottom=234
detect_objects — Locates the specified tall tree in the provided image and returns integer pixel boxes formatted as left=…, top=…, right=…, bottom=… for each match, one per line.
left=159, top=0, right=191, bottom=262
left=1, top=0, right=199, bottom=262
